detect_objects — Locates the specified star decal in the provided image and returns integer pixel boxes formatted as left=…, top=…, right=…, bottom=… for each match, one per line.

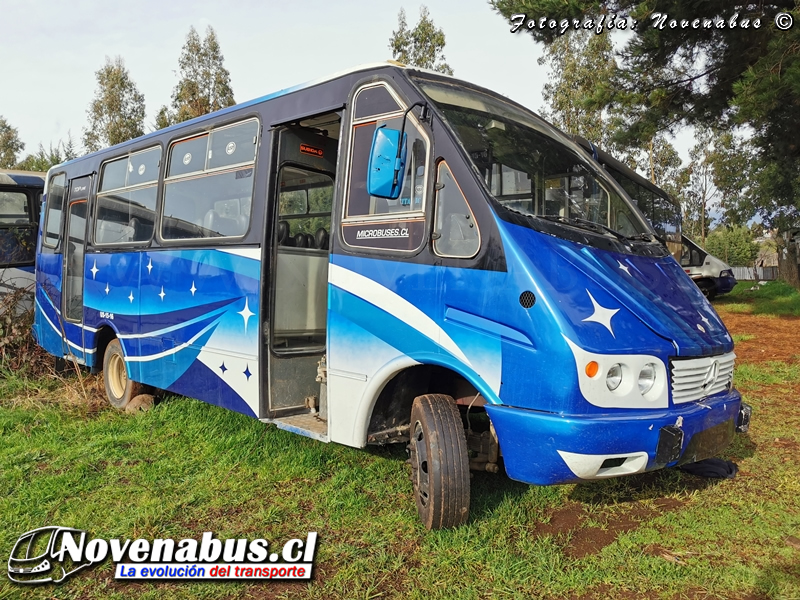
left=243, top=364, right=252, bottom=380
left=146, top=258, right=153, bottom=274
left=158, top=286, right=166, bottom=301
left=238, top=297, right=254, bottom=334
left=219, top=362, right=227, bottom=374
left=582, top=290, right=620, bottom=337
left=105, top=283, right=110, bottom=295
left=90, top=260, right=99, bottom=279
left=698, top=312, right=711, bottom=326
left=190, top=281, right=197, bottom=296
left=617, top=260, right=631, bottom=276
left=128, top=291, right=135, bottom=303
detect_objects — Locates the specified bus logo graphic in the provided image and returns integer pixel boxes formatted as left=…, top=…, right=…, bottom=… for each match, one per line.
left=702, top=360, right=719, bottom=390
left=183, top=153, right=192, bottom=165
left=226, top=142, right=236, bottom=155
left=8, top=527, right=94, bottom=584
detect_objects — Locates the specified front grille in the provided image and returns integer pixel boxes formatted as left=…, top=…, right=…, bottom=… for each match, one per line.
left=671, top=351, right=736, bottom=404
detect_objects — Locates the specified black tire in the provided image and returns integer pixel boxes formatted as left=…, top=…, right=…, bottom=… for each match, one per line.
left=408, top=394, right=470, bottom=529
left=103, top=339, right=144, bottom=410
left=697, top=280, right=717, bottom=300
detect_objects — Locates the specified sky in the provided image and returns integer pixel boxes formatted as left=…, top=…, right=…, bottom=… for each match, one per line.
left=0, top=0, right=694, bottom=166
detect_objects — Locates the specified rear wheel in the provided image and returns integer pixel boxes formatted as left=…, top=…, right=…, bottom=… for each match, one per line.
left=697, top=279, right=717, bottom=300
left=103, top=339, right=144, bottom=410
left=408, top=394, right=470, bottom=529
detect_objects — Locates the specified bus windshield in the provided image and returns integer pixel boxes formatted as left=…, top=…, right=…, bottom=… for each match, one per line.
left=415, top=79, right=651, bottom=240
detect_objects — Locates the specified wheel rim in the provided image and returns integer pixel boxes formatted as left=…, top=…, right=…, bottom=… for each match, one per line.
left=412, top=421, right=430, bottom=509
left=107, top=352, right=127, bottom=400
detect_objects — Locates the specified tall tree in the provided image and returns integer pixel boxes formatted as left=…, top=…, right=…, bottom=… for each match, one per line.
left=705, top=225, right=760, bottom=266
left=492, top=0, right=800, bottom=286
left=157, top=26, right=235, bottom=127
left=0, top=116, right=25, bottom=168
left=682, top=128, right=719, bottom=245
left=537, top=32, right=618, bottom=148
left=15, top=134, right=79, bottom=172
left=83, top=56, right=146, bottom=152
left=390, top=6, right=454, bottom=75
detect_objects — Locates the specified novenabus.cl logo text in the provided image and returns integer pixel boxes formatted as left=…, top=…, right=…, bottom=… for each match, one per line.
left=8, top=527, right=318, bottom=584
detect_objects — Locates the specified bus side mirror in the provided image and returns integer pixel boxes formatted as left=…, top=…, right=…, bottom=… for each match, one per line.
left=367, top=126, right=407, bottom=199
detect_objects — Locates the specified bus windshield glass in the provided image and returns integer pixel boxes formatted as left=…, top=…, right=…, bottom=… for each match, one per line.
left=415, top=79, right=651, bottom=239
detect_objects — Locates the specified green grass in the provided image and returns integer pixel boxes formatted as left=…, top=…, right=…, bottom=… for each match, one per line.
left=716, top=280, right=800, bottom=316
left=2, top=369, right=800, bottom=600
left=735, top=361, right=800, bottom=387
left=731, top=333, right=755, bottom=343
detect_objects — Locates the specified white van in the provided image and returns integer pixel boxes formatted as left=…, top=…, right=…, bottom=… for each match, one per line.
left=680, top=235, right=737, bottom=299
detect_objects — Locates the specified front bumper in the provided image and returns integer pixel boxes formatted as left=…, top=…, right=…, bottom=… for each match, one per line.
left=485, top=388, right=743, bottom=485
left=715, top=275, right=737, bottom=295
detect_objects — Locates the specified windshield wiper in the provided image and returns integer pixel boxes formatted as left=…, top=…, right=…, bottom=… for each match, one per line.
left=624, top=232, right=662, bottom=244
left=540, top=215, right=663, bottom=245
left=540, top=215, right=630, bottom=244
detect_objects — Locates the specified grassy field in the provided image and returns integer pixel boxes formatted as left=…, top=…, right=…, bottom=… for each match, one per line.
left=1, top=283, right=799, bottom=599
left=715, top=281, right=800, bottom=317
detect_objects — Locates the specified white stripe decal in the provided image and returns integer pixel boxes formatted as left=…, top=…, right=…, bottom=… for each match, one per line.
left=118, top=306, right=229, bottom=340
left=124, top=321, right=218, bottom=362
left=38, top=287, right=97, bottom=331
left=328, top=263, right=472, bottom=367
left=35, top=297, right=96, bottom=354
left=216, top=247, right=262, bottom=260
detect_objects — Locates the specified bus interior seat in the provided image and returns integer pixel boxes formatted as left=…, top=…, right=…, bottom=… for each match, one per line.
left=304, top=233, right=315, bottom=248
left=203, top=209, right=240, bottom=237
left=315, top=227, right=329, bottom=250
left=293, top=232, right=308, bottom=248
left=128, top=218, right=140, bottom=240
left=277, top=220, right=293, bottom=246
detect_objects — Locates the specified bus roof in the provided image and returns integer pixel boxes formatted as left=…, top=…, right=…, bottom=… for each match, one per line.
left=0, top=170, right=46, bottom=187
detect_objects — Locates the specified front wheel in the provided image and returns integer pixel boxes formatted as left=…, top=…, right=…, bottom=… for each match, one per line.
left=103, top=339, right=145, bottom=410
left=408, top=394, right=470, bottom=529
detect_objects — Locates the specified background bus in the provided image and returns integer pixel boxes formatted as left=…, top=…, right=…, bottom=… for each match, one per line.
left=0, top=170, right=45, bottom=309
left=572, top=136, right=736, bottom=299
left=35, top=63, right=747, bottom=529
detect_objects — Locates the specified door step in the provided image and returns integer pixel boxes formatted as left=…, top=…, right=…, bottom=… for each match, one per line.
left=272, top=413, right=328, bottom=442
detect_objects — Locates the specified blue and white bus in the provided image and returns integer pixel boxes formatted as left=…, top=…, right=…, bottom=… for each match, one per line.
left=1, top=170, right=45, bottom=308
left=34, top=62, right=749, bottom=529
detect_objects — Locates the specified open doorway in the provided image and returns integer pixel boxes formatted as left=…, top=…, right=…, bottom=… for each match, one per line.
left=266, top=111, right=341, bottom=437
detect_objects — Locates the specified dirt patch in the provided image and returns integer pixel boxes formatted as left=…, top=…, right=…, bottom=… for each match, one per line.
left=533, top=498, right=685, bottom=559
left=533, top=501, right=585, bottom=537
left=716, top=310, right=800, bottom=363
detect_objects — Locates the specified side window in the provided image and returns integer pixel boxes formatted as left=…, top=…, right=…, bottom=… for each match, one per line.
left=43, top=173, right=67, bottom=248
left=345, top=116, right=427, bottom=218
left=433, top=162, right=480, bottom=258
left=0, top=190, right=34, bottom=266
left=342, top=84, right=429, bottom=252
left=161, top=119, right=258, bottom=241
left=0, top=191, right=29, bottom=225
left=95, top=147, right=161, bottom=245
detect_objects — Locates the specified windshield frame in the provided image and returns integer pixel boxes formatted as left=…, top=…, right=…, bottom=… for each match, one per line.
left=409, top=73, right=666, bottom=256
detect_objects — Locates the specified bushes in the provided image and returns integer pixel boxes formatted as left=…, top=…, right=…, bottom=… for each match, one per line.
left=0, top=286, right=51, bottom=376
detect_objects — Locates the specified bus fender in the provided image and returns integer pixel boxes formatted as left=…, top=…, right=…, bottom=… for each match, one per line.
left=347, top=355, right=502, bottom=448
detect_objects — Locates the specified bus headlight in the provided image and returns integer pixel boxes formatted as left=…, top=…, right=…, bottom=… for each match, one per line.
left=638, top=363, right=657, bottom=394
left=606, top=364, right=623, bottom=391
left=565, top=337, right=668, bottom=409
